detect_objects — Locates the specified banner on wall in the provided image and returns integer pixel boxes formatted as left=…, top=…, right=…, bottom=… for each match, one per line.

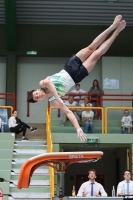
left=0, top=108, right=8, bottom=132
left=103, top=78, right=119, bottom=89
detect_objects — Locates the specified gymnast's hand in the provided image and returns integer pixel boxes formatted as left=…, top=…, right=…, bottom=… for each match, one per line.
left=77, top=128, right=87, bottom=142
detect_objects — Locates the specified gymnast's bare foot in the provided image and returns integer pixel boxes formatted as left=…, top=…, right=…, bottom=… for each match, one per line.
left=115, top=20, right=126, bottom=33
left=111, top=15, right=122, bottom=30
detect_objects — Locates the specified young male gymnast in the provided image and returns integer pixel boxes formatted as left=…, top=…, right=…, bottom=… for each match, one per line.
left=27, top=15, right=126, bottom=141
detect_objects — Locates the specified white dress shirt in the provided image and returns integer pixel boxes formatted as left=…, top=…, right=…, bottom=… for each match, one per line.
left=64, top=101, right=78, bottom=107
left=77, top=180, right=107, bottom=197
left=8, top=116, right=18, bottom=128
left=70, top=89, right=86, bottom=99
left=117, top=180, right=133, bottom=197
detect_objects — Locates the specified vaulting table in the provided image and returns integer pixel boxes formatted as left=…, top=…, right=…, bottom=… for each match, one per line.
left=17, top=151, right=103, bottom=197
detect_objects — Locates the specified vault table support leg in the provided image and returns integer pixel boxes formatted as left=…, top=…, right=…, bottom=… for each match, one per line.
left=57, top=172, right=65, bottom=197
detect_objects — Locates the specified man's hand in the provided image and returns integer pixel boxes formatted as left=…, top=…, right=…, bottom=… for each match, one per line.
left=82, top=192, right=86, bottom=197
left=94, top=194, right=100, bottom=197
left=118, top=193, right=124, bottom=196
left=77, top=128, right=87, bottom=142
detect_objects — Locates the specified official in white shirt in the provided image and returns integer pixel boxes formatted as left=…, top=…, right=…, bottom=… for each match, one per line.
left=77, top=169, right=107, bottom=197
left=77, top=97, right=92, bottom=121
left=117, top=170, right=133, bottom=198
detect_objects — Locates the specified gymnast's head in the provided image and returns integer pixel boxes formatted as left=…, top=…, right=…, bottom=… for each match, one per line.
left=27, top=89, right=46, bottom=103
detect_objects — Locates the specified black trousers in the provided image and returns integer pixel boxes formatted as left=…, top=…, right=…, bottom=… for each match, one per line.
left=10, top=122, right=30, bottom=137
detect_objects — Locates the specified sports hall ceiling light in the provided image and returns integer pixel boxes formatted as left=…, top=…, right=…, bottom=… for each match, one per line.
left=107, top=0, right=117, bottom=2
left=27, top=51, right=37, bottom=55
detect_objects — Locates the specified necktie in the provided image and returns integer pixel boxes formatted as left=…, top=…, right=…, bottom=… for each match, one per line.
left=127, top=181, right=129, bottom=198
left=91, top=183, right=94, bottom=196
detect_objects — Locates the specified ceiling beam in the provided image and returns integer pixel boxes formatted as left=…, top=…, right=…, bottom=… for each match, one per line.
left=4, top=0, right=16, bottom=51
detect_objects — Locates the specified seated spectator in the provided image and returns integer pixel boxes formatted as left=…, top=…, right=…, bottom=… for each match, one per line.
left=8, top=110, right=38, bottom=140
left=82, top=104, right=94, bottom=134
left=121, top=109, right=132, bottom=134
left=77, top=97, right=92, bottom=120
left=88, top=79, right=104, bottom=119
left=62, top=96, right=78, bottom=126
left=80, top=97, right=92, bottom=108
left=70, top=83, right=86, bottom=104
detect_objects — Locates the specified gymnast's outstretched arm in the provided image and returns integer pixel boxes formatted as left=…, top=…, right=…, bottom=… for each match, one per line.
left=52, top=100, right=86, bottom=141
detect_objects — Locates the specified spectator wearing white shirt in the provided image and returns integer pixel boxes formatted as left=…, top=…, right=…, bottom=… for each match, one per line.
left=77, top=97, right=92, bottom=121
left=121, top=110, right=132, bottom=134
left=117, top=170, right=133, bottom=198
left=70, top=84, right=86, bottom=104
left=82, top=104, right=94, bottom=133
left=0, top=117, right=2, bottom=132
left=8, top=110, right=38, bottom=140
left=62, top=96, right=78, bottom=126
left=77, top=169, right=107, bottom=197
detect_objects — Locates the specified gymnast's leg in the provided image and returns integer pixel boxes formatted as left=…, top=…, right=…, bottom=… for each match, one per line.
left=81, top=20, right=126, bottom=73
left=76, top=15, right=122, bottom=63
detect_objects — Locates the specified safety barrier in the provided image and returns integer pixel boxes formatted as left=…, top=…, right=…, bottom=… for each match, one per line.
left=46, top=109, right=54, bottom=198
left=100, top=94, right=133, bottom=119
left=100, top=94, right=133, bottom=106
left=27, top=92, right=133, bottom=118
left=0, top=93, right=16, bottom=110
left=53, top=93, right=99, bottom=119
left=105, top=107, right=133, bottom=134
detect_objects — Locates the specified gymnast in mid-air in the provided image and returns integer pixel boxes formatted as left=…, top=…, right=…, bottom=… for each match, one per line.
left=27, top=15, right=126, bottom=141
